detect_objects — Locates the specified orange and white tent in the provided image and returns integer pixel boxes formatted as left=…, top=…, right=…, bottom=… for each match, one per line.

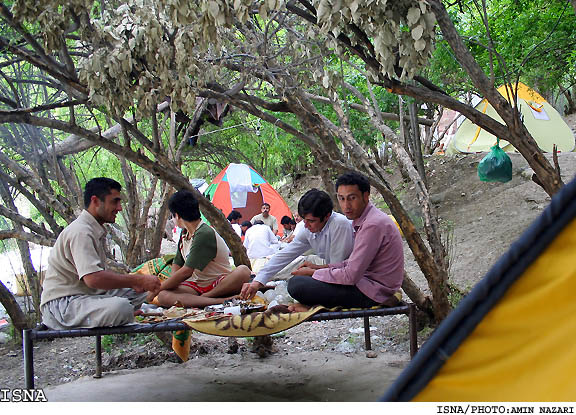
left=204, top=164, right=292, bottom=229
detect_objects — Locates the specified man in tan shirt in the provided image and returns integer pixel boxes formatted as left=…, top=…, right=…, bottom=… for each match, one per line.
left=40, top=177, right=160, bottom=329
left=250, top=203, right=279, bottom=234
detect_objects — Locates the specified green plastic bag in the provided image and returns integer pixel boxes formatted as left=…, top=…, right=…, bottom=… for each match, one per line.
left=477, top=140, right=512, bottom=183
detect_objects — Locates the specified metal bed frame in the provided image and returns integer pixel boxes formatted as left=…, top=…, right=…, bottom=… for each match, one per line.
left=23, top=303, right=418, bottom=389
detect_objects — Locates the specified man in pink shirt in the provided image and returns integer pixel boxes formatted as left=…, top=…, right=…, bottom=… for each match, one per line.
left=288, top=172, right=404, bottom=310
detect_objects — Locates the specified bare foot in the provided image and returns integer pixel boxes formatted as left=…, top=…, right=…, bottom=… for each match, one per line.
left=287, top=303, right=311, bottom=313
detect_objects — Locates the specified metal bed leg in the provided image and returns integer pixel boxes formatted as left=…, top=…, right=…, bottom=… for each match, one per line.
left=363, top=315, right=372, bottom=350
left=94, top=335, right=102, bottom=378
left=408, top=304, right=418, bottom=358
left=23, top=329, right=34, bottom=389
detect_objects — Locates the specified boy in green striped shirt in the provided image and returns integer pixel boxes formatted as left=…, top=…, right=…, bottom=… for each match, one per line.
left=152, top=190, right=251, bottom=308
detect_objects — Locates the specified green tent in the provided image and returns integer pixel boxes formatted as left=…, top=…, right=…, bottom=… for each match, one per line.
left=447, top=83, right=574, bottom=154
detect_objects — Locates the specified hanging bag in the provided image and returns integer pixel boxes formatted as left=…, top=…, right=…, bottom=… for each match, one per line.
left=477, top=138, right=512, bottom=182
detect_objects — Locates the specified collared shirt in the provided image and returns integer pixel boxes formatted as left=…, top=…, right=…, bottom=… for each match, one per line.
left=313, top=202, right=404, bottom=304
left=41, top=210, right=109, bottom=306
left=254, top=212, right=354, bottom=285
left=243, top=224, right=279, bottom=259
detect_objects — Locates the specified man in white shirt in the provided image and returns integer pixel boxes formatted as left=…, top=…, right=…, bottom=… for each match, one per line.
left=240, top=189, right=354, bottom=299
left=243, top=221, right=280, bottom=259
left=227, top=210, right=243, bottom=237
left=293, top=219, right=305, bottom=237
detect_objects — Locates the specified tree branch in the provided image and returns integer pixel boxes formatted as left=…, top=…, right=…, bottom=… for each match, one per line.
left=0, top=229, right=54, bottom=246
left=0, top=204, right=56, bottom=240
left=305, top=91, right=433, bottom=126
left=0, top=99, right=86, bottom=115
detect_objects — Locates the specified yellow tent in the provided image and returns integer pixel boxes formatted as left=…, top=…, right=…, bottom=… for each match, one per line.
left=447, top=83, right=575, bottom=153
left=382, top=174, right=576, bottom=401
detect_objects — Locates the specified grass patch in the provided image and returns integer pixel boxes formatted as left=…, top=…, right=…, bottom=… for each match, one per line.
left=101, top=333, right=160, bottom=353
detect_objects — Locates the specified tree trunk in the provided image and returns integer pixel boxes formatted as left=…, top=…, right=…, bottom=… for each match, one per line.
left=509, top=123, right=564, bottom=193
left=382, top=136, right=390, bottom=165
left=398, top=97, right=413, bottom=158
left=317, top=160, right=339, bottom=209
left=313, top=86, right=452, bottom=321
left=0, top=280, right=28, bottom=343
left=0, top=181, right=42, bottom=323
left=149, top=184, right=174, bottom=260
left=384, top=142, right=451, bottom=321
left=408, top=101, right=427, bottom=187
left=562, top=86, right=575, bottom=115
left=15, top=240, right=42, bottom=322
left=369, top=144, right=382, bottom=169
left=422, top=106, right=440, bottom=155
left=402, top=271, right=433, bottom=318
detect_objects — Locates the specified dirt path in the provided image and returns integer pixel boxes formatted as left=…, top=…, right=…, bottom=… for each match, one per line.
left=43, top=351, right=408, bottom=401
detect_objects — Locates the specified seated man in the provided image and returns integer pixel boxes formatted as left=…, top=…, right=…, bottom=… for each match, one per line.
left=240, top=220, right=252, bottom=237
left=240, top=189, right=354, bottom=299
left=153, top=190, right=251, bottom=308
left=227, top=210, right=243, bottom=237
left=279, top=216, right=297, bottom=242
left=291, top=212, right=305, bottom=240
left=250, top=203, right=278, bottom=234
left=287, top=172, right=404, bottom=310
left=243, top=220, right=279, bottom=259
left=40, top=177, right=161, bottom=330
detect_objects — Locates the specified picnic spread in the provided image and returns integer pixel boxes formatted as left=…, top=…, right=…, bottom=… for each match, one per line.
left=137, top=297, right=324, bottom=361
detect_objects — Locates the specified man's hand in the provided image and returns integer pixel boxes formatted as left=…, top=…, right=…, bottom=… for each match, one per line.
left=291, top=266, right=315, bottom=276
left=300, top=261, right=317, bottom=269
left=296, top=261, right=326, bottom=271
left=240, top=281, right=264, bottom=300
left=146, top=291, right=158, bottom=304
left=132, top=274, right=161, bottom=293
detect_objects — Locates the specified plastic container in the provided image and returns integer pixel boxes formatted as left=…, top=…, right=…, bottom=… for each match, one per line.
left=223, top=306, right=241, bottom=315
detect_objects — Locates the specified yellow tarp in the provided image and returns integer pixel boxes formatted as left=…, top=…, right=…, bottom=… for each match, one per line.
left=183, top=305, right=324, bottom=337
left=415, top=217, right=576, bottom=401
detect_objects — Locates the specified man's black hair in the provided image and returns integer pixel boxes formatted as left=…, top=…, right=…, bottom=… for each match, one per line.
left=227, top=210, right=242, bottom=221
left=280, top=215, right=292, bottom=225
left=261, top=202, right=271, bottom=208
left=298, top=189, right=333, bottom=219
left=335, top=172, right=371, bottom=193
left=240, top=221, right=252, bottom=236
left=84, top=177, right=122, bottom=208
left=168, top=190, right=201, bottom=222
left=253, top=220, right=265, bottom=225
left=290, top=219, right=296, bottom=226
